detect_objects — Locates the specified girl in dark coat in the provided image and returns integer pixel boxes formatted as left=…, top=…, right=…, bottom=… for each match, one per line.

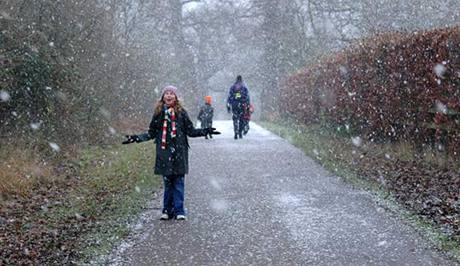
left=123, top=86, right=220, bottom=220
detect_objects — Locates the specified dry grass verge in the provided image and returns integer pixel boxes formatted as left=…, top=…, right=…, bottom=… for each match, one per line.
left=0, top=142, right=160, bottom=265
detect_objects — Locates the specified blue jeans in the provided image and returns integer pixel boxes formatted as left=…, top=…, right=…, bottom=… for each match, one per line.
left=162, top=175, right=185, bottom=216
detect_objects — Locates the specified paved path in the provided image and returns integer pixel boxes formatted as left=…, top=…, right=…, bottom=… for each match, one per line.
left=107, top=120, right=457, bottom=265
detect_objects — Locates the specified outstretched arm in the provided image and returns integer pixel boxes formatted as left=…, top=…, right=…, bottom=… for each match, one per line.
left=183, top=111, right=206, bottom=137
left=122, top=114, right=159, bottom=144
left=183, top=111, right=220, bottom=137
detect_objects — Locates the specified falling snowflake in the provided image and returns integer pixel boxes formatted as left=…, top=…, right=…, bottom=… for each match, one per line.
left=434, top=63, right=446, bottom=78
left=0, top=90, right=11, bottom=102
left=49, top=142, right=60, bottom=152
left=75, top=213, right=84, bottom=221
left=377, top=170, right=386, bottom=184
left=135, top=186, right=141, bottom=193
left=437, top=144, right=444, bottom=151
left=351, top=136, right=362, bottom=147
left=30, top=122, right=41, bottom=130
left=435, top=101, right=448, bottom=114
left=108, top=127, right=116, bottom=135
left=49, top=42, right=55, bottom=47
left=313, top=149, right=319, bottom=156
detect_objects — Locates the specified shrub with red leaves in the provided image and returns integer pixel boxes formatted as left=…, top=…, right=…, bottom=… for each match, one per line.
left=281, top=26, right=460, bottom=149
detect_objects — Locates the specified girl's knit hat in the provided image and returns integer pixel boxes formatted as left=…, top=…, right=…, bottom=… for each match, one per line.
left=162, top=85, right=178, bottom=96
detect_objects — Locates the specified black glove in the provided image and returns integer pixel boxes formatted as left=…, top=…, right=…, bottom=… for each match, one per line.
left=205, top=127, right=221, bottom=136
left=226, top=104, right=231, bottom=113
left=122, top=134, right=141, bottom=144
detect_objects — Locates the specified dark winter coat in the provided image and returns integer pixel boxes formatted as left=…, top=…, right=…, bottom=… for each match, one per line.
left=197, top=103, right=214, bottom=128
left=139, top=108, right=206, bottom=176
left=227, top=81, right=250, bottom=115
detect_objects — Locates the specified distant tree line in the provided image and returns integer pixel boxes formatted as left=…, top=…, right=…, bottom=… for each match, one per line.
left=1, top=0, right=459, bottom=149
left=0, top=0, right=206, bottom=150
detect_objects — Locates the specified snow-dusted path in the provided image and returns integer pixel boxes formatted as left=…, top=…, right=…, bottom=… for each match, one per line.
left=107, top=120, right=455, bottom=265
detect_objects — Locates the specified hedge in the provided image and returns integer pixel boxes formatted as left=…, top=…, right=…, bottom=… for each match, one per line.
left=281, top=26, right=460, bottom=150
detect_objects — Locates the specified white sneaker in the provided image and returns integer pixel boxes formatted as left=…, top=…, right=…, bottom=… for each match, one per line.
left=160, top=213, right=169, bottom=220
left=176, top=215, right=187, bottom=220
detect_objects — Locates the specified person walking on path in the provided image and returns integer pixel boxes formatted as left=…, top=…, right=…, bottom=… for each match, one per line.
left=227, top=75, right=250, bottom=139
left=122, top=85, right=220, bottom=220
left=197, top=95, right=214, bottom=139
left=242, top=103, right=254, bottom=135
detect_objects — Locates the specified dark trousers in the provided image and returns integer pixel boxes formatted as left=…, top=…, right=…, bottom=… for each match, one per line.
left=243, top=119, right=250, bottom=135
left=232, top=113, right=244, bottom=137
left=200, top=119, right=213, bottom=139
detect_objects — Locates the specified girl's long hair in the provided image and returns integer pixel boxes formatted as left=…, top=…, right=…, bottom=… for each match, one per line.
left=154, top=96, right=183, bottom=116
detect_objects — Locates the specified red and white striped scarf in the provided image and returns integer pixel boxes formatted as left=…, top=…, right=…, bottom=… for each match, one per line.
left=161, top=107, right=176, bottom=149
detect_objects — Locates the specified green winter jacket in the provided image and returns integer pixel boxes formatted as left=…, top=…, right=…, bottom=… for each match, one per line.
left=138, top=108, right=206, bottom=176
